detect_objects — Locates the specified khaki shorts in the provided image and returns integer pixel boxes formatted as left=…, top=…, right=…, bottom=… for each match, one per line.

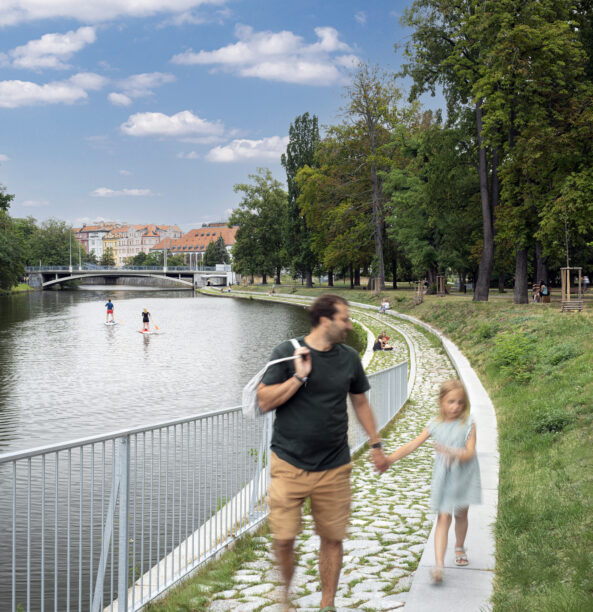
left=268, top=451, right=352, bottom=541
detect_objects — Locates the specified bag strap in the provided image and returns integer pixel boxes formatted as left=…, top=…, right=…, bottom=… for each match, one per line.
left=263, top=338, right=301, bottom=369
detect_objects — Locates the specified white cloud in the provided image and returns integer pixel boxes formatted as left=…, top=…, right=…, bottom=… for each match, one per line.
left=0, top=154, right=10, bottom=161
left=177, top=151, right=198, bottom=159
left=355, top=12, right=367, bottom=26
left=171, top=24, right=357, bottom=86
left=0, top=1, right=228, bottom=27
left=108, top=92, right=132, bottom=106
left=108, top=72, right=175, bottom=105
left=22, top=199, right=49, bottom=207
left=206, top=135, right=288, bottom=163
left=121, top=110, right=224, bottom=140
left=7, top=26, right=96, bottom=70
left=91, top=187, right=155, bottom=197
left=0, top=72, right=106, bottom=108
left=119, top=169, right=131, bottom=175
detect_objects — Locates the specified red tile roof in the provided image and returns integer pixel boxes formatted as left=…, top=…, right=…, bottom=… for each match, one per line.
left=151, top=225, right=238, bottom=252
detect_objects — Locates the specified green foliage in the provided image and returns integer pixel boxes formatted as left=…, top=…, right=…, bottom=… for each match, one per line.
left=281, top=112, right=320, bottom=284
left=533, top=408, right=574, bottom=434
left=476, top=321, right=499, bottom=340
left=203, top=236, right=229, bottom=266
left=491, top=331, right=534, bottom=382
left=30, top=218, right=77, bottom=266
left=229, top=168, right=288, bottom=282
left=100, top=247, right=115, bottom=267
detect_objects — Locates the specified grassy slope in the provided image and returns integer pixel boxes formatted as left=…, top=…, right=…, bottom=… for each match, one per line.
left=233, top=287, right=593, bottom=609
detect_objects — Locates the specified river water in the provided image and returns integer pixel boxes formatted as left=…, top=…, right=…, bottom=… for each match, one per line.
left=0, top=287, right=311, bottom=454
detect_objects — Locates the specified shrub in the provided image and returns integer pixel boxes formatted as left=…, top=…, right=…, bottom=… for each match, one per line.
left=543, top=342, right=580, bottom=366
left=476, top=321, right=499, bottom=340
left=491, top=331, right=534, bottom=382
left=533, top=408, right=574, bottom=434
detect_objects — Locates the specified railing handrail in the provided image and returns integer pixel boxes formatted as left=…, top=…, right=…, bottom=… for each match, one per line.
left=0, top=405, right=241, bottom=464
left=0, top=361, right=404, bottom=465
left=24, top=266, right=220, bottom=272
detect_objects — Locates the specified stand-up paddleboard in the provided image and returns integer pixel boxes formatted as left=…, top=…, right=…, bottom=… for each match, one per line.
left=138, top=330, right=158, bottom=335
left=105, top=321, right=118, bottom=326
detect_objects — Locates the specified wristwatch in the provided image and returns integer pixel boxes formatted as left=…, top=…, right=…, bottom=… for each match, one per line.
left=371, top=441, right=383, bottom=449
left=293, top=373, right=308, bottom=384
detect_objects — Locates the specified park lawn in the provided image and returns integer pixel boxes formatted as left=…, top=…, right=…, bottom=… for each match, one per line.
left=0, top=283, right=33, bottom=295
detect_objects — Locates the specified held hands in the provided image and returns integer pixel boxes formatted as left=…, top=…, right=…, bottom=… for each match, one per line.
left=370, top=446, right=389, bottom=473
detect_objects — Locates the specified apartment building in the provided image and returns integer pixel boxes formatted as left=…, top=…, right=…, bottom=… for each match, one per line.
left=103, top=224, right=182, bottom=266
left=151, top=223, right=238, bottom=262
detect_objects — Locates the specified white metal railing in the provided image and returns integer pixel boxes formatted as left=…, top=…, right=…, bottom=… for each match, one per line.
left=0, top=361, right=407, bottom=612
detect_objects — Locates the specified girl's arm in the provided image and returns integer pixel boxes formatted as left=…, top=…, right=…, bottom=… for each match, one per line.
left=387, top=428, right=430, bottom=465
left=435, top=423, right=477, bottom=462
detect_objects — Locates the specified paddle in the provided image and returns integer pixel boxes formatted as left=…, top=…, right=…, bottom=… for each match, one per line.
left=150, top=315, right=160, bottom=332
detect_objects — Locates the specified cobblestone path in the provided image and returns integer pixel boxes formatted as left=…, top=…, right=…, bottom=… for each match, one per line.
left=206, top=310, right=457, bottom=611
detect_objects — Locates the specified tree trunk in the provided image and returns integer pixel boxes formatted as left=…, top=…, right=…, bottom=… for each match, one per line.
left=328, top=268, right=334, bottom=287
left=370, top=163, right=386, bottom=290
left=391, top=256, right=398, bottom=289
left=305, top=267, right=313, bottom=288
left=535, top=243, right=548, bottom=285
left=473, top=101, right=495, bottom=302
left=275, top=266, right=281, bottom=285
left=349, top=263, right=354, bottom=289
left=513, top=248, right=529, bottom=304
left=498, top=271, right=505, bottom=293
left=458, top=271, right=466, bottom=293
left=354, top=267, right=361, bottom=287
left=261, top=273, right=267, bottom=285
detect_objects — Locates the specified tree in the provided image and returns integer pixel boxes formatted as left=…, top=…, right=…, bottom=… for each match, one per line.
left=342, top=63, right=401, bottom=290
left=281, top=112, right=320, bottom=286
left=401, top=0, right=501, bottom=301
left=100, top=248, right=115, bottom=267
left=203, top=235, right=230, bottom=266
left=11, top=217, right=39, bottom=265
left=229, top=168, right=288, bottom=284
left=0, top=183, right=25, bottom=289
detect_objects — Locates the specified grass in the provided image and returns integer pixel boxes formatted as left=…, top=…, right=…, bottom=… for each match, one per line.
left=144, top=525, right=269, bottom=612
left=0, top=283, right=33, bottom=295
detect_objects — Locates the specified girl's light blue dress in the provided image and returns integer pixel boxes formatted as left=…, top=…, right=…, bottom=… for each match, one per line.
left=428, top=415, right=482, bottom=513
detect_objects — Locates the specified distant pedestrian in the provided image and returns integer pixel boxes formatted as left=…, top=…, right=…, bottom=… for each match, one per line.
left=141, top=308, right=151, bottom=332
left=378, top=297, right=390, bottom=314
left=540, top=281, right=550, bottom=303
left=105, top=298, right=114, bottom=322
left=584, top=275, right=590, bottom=293
left=257, top=294, right=388, bottom=610
left=385, top=379, right=481, bottom=583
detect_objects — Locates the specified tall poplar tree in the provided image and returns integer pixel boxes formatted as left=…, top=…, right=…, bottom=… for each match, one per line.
left=281, top=113, right=320, bottom=287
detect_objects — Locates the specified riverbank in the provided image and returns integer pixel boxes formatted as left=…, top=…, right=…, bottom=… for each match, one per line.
left=223, top=287, right=593, bottom=610
left=0, top=283, right=33, bottom=295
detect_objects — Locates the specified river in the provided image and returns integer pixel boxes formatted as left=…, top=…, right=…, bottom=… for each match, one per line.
left=0, top=287, right=312, bottom=454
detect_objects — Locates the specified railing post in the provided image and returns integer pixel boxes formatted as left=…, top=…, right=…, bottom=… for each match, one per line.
left=117, top=436, right=130, bottom=612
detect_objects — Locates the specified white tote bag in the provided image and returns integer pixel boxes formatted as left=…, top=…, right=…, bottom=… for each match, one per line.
left=242, top=338, right=301, bottom=418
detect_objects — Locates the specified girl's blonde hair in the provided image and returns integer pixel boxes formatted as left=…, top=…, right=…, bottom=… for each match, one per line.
left=437, top=379, right=470, bottom=422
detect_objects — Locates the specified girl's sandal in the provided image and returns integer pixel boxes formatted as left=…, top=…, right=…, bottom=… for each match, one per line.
left=430, top=565, right=444, bottom=583
left=455, top=547, right=469, bottom=566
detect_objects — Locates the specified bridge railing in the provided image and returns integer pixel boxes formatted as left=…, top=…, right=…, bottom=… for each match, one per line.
left=0, top=361, right=407, bottom=612
left=25, top=266, right=220, bottom=273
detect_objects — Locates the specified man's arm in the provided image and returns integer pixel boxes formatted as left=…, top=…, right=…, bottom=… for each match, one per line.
left=256, top=347, right=311, bottom=413
left=350, top=392, right=389, bottom=472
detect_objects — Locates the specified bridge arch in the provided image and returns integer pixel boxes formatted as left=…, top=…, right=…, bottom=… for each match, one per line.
left=41, top=272, right=194, bottom=289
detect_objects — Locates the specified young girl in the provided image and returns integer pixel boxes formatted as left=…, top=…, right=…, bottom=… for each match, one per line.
left=387, top=379, right=481, bottom=582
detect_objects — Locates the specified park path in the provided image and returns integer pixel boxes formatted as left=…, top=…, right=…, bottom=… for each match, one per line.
left=202, top=309, right=457, bottom=611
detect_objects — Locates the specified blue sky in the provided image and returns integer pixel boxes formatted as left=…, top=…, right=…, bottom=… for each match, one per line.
left=0, top=0, right=437, bottom=232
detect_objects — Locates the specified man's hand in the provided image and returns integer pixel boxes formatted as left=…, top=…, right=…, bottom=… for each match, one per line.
left=370, top=447, right=389, bottom=473
left=293, top=346, right=312, bottom=378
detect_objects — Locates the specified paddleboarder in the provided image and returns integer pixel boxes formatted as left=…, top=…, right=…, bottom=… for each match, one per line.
left=141, top=308, right=151, bottom=332
left=105, top=298, right=114, bottom=323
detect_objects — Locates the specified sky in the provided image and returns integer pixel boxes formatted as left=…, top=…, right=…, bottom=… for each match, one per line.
left=0, top=0, right=438, bottom=232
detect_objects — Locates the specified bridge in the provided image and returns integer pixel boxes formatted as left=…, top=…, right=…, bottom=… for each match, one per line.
left=25, top=265, right=236, bottom=290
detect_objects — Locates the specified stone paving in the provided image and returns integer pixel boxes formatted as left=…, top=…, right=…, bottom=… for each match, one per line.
left=202, top=309, right=457, bottom=611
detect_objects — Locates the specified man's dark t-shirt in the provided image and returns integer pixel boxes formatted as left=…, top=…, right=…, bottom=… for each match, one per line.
left=261, top=336, right=370, bottom=472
